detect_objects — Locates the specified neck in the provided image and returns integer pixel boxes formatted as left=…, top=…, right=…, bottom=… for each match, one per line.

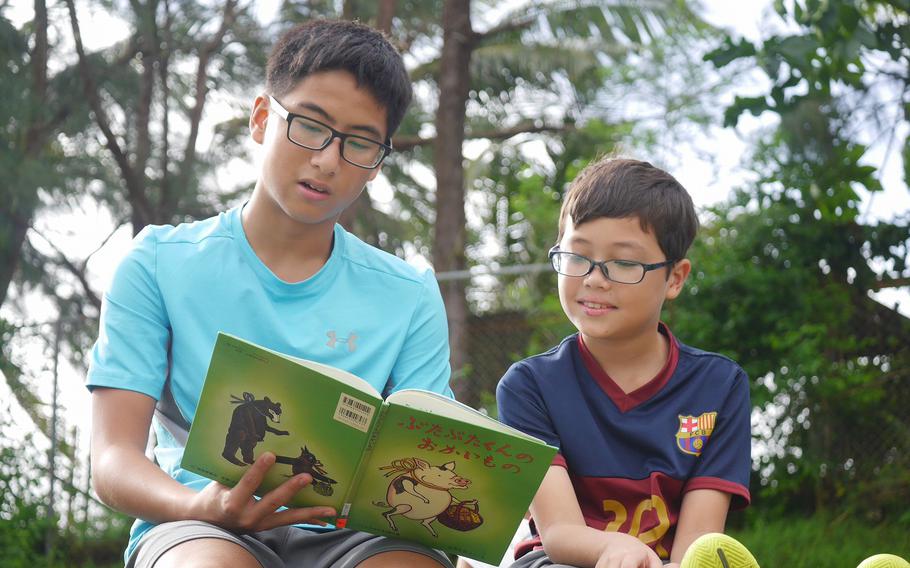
left=582, top=326, right=668, bottom=394
left=242, top=190, right=336, bottom=282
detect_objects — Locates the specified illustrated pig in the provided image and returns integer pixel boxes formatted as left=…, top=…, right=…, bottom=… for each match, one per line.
left=375, top=458, right=474, bottom=537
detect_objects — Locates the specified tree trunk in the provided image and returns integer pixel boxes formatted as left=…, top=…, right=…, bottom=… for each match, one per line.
left=376, top=0, right=396, bottom=34
left=0, top=0, right=49, bottom=309
left=0, top=213, right=32, bottom=308
left=433, top=0, right=473, bottom=405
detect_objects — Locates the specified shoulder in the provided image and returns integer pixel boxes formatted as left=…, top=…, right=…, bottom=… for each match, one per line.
left=119, top=212, right=235, bottom=279
left=135, top=211, right=232, bottom=250
left=675, top=338, right=749, bottom=389
left=109, top=213, right=230, bottom=282
left=499, top=335, right=578, bottom=390
left=337, top=226, right=436, bottom=288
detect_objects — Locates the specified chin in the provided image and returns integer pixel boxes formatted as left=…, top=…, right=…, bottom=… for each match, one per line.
left=580, top=330, right=617, bottom=342
left=575, top=317, right=628, bottom=339
left=282, top=205, right=340, bottom=226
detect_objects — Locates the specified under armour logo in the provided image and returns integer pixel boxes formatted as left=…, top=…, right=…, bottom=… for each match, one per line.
left=326, top=331, right=357, bottom=352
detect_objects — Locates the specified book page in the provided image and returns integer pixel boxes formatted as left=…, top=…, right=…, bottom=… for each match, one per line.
left=385, top=389, right=541, bottom=442
left=343, top=400, right=556, bottom=565
left=279, top=353, right=380, bottom=398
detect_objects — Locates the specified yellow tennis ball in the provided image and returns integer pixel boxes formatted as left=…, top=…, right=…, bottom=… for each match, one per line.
left=679, top=532, right=760, bottom=568
left=856, top=554, right=910, bottom=568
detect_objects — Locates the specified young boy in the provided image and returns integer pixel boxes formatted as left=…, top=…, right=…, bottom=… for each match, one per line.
left=86, top=20, right=456, bottom=568
left=496, top=157, right=754, bottom=568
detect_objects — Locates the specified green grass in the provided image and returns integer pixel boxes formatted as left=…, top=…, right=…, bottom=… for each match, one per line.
left=729, top=514, right=910, bottom=567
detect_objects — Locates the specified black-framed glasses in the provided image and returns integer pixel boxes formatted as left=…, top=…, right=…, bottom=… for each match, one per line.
left=548, top=246, right=677, bottom=284
left=268, top=96, right=392, bottom=169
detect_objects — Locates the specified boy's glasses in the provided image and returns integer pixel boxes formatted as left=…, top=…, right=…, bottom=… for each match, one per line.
left=548, top=246, right=677, bottom=285
left=268, top=96, right=392, bottom=169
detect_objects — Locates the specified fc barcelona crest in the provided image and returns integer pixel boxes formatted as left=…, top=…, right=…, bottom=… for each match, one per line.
left=675, top=412, right=717, bottom=456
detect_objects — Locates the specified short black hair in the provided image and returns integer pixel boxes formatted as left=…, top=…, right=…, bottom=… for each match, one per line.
left=558, top=157, right=698, bottom=261
left=266, top=20, right=412, bottom=140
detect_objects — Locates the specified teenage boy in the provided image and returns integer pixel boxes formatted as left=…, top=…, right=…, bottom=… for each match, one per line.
left=87, top=20, right=455, bottom=568
left=496, top=158, right=755, bottom=568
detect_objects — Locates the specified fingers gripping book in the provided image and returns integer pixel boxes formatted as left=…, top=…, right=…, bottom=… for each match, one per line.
left=182, top=333, right=557, bottom=564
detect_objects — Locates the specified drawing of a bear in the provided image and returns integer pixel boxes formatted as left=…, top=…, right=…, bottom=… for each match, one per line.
left=221, top=392, right=289, bottom=466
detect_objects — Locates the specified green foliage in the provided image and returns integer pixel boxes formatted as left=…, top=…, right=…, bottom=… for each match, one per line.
left=728, top=511, right=910, bottom=567
left=2, top=0, right=271, bottom=478
left=0, top=437, right=51, bottom=567
left=387, top=1, right=719, bottom=258
left=0, top=406, right=130, bottom=567
left=696, top=4, right=910, bottom=516
left=667, top=184, right=910, bottom=516
left=705, top=0, right=910, bottom=192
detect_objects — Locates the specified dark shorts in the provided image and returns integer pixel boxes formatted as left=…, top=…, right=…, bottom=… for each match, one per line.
left=506, top=550, right=575, bottom=568
left=127, top=521, right=455, bottom=568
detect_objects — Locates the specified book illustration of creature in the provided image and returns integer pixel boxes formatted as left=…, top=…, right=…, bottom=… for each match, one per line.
left=275, top=446, right=338, bottom=496
left=373, top=457, right=482, bottom=537
left=221, top=392, right=289, bottom=466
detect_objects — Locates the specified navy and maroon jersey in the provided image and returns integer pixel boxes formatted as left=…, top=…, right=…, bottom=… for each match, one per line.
left=496, top=324, right=751, bottom=561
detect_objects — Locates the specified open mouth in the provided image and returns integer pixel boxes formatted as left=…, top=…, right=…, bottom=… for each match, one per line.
left=300, top=180, right=329, bottom=194
left=581, top=301, right=614, bottom=310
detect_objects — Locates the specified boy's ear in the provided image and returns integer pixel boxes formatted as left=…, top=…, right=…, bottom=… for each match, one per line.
left=249, top=95, right=270, bottom=144
left=664, top=258, right=691, bottom=301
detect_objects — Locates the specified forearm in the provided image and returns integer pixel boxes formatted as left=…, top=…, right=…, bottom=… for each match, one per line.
left=669, top=489, right=731, bottom=564
left=541, top=524, right=639, bottom=567
left=92, top=444, right=196, bottom=523
left=669, top=527, right=701, bottom=565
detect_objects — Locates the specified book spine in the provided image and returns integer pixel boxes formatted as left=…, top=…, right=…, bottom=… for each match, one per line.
left=336, top=402, right=389, bottom=528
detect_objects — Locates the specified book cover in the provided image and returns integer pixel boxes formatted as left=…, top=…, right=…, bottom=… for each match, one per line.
left=182, top=333, right=557, bottom=564
left=342, top=390, right=556, bottom=565
left=182, top=333, right=384, bottom=511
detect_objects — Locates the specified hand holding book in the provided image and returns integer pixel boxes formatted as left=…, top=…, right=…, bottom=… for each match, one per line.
left=185, top=451, right=337, bottom=533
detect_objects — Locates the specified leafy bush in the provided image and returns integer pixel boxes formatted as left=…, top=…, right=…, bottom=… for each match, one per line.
left=729, top=511, right=910, bottom=567
left=0, top=407, right=129, bottom=567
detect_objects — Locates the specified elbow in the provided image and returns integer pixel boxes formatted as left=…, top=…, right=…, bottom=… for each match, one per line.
left=89, top=457, right=111, bottom=507
left=537, top=522, right=582, bottom=563
left=89, top=446, right=121, bottom=508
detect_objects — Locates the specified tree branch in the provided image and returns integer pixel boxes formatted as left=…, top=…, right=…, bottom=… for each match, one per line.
left=159, top=0, right=173, bottom=207
left=28, top=230, right=102, bottom=311
left=25, top=0, right=48, bottom=155
left=132, top=0, right=159, bottom=189
left=473, top=14, right=535, bottom=43
left=83, top=220, right=128, bottom=267
left=872, top=277, right=910, bottom=291
left=64, top=0, right=152, bottom=226
left=393, top=122, right=574, bottom=151
left=172, top=0, right=238, bottom=220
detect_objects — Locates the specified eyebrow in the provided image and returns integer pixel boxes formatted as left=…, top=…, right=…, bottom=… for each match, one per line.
left=294, top=102, right=384, bottom=140
left=566, top=237, right=648, bottom=253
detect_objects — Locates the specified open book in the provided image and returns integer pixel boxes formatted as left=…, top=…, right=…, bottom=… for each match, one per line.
left=182, top=332, right=556, bottom=565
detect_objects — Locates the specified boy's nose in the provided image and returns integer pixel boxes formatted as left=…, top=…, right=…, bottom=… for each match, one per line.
left=584, top=265, right=612, bottom=287
left=309, top=138, right=342, bottom=174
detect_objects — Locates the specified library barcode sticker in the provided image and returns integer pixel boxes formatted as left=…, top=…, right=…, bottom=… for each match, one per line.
left=333, top=393, right=376, bottom=432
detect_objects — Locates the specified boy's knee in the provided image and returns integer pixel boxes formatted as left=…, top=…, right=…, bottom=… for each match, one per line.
left=356, top=550, right=451, bottom=568
left=151, top=538, right=262, bottom=568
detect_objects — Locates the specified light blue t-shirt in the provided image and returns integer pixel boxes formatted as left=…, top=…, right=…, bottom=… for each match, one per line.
left=86, top=205, right=452, bottom=560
